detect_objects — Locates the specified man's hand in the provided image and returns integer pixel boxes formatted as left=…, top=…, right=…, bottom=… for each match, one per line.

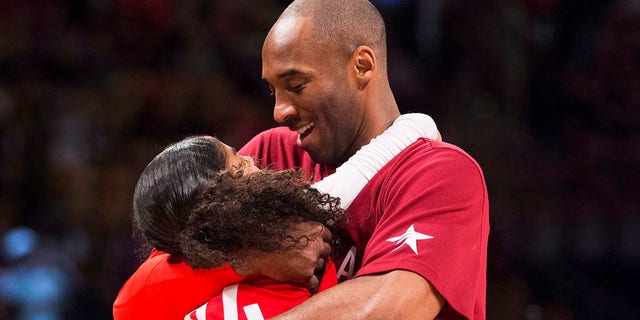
left=249, top=221, right=332, bottom=290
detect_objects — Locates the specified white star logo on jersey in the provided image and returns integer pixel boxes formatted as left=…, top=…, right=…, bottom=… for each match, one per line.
left=386, top=224, right=433, bottom=254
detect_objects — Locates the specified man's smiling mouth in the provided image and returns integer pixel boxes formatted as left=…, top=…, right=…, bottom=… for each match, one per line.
left=297, top=123, right=314, bottom=140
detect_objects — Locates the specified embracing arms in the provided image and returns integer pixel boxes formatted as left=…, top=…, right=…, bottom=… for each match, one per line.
left=272, top=270, right=444, bottom=320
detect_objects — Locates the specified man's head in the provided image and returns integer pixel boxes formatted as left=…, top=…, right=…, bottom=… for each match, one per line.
left=262, top=0, right=397, bottom=167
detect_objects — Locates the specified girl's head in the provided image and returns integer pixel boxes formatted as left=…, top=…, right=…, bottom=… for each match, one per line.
left=178, top=169, right=344, bottom=285
left=132, top=136, right=257, bottom=256
left=132, top=135, right=344, bottom=286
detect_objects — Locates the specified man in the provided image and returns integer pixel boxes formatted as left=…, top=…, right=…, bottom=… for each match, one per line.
left=239, top=0, right=489, bottom=319
left=113, top=114, right=438, bottom=320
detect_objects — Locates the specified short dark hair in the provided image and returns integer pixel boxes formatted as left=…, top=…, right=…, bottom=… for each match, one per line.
left=132, top=136, right=227, bottom=256
left=179, top=169, right=345, bottom=270
left=282, top=0, right=387, bottom=61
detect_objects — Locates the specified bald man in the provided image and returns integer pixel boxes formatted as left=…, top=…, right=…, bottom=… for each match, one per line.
left=241, top=0, right=489, bottom=319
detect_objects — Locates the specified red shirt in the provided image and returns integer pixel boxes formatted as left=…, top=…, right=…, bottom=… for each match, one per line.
left=186, top=278, right=310, bottom=320
left=240, top=127, right=489, bottom=319
left=113, top=250, right=245, bottom=320
left=238, top=126, right=334, bottom=181
left=186, top=261, right=337, bottom=320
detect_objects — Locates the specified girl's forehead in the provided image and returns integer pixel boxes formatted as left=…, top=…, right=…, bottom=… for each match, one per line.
left=209, top=138, right=234, bottom=156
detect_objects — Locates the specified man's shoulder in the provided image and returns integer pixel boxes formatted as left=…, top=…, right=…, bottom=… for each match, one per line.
left=241, top=127, right=297, bottom=148
left=382, top=138, right=484, bottom=179
left=398, top=138, right=478, bottom=162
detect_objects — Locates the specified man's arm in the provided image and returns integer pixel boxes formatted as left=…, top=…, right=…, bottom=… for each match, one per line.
left=272, top=270, right=444, bottom=319
left=277, top=145, right=488, bottom=319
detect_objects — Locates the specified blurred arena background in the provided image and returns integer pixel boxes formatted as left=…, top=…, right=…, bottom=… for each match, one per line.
left=0, top=0, right=638, bottom=319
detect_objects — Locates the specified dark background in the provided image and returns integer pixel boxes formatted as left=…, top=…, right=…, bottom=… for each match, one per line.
left=0, top=0, right=638, bottom=319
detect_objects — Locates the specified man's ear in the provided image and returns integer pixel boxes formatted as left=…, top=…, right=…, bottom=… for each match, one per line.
left=352, top=45, right=376, bottom=89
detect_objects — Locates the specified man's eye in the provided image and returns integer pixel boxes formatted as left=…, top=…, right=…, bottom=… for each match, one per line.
left=265, top=84, right=275, bottom=96
left=289, top=84, right=304, bottom=93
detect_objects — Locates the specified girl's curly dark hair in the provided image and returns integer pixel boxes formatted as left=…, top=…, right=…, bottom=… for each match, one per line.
left=178, top=169, right=345, bottom=270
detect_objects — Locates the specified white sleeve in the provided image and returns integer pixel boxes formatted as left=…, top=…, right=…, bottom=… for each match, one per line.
left=313, top=113, right=438, bottom=209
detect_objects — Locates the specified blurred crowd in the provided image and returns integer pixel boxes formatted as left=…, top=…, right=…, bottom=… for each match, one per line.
left=0, top=0, right=638, bottom=319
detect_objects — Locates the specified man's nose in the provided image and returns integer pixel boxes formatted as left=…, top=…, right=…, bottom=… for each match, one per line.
left=273, top=94, right=298, bottom=124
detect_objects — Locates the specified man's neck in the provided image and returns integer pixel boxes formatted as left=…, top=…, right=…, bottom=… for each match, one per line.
left=341, top=108, right=400, bottom=166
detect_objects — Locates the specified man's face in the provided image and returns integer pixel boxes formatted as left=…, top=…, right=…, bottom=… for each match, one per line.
left=262, top=17, right=363, bottom=167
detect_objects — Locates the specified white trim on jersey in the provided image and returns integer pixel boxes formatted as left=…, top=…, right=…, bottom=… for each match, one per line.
left=185, top=301, right=208, bottom=320
left=314, top=113, right=438, bottom=209
left=243, top=304, right=265, bottom=320
left=221, top=284, right=266, bottom=320
left=222, top=284, right=240, bottom=320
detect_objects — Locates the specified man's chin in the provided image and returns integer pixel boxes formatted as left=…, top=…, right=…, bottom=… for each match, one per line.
left=307, top=150, right=330, bottom=166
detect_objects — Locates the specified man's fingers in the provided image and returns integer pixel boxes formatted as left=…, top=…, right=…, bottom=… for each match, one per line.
left=307, top=274, right=320, bottom=291
left=321, top=224, right=332, bottom=243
